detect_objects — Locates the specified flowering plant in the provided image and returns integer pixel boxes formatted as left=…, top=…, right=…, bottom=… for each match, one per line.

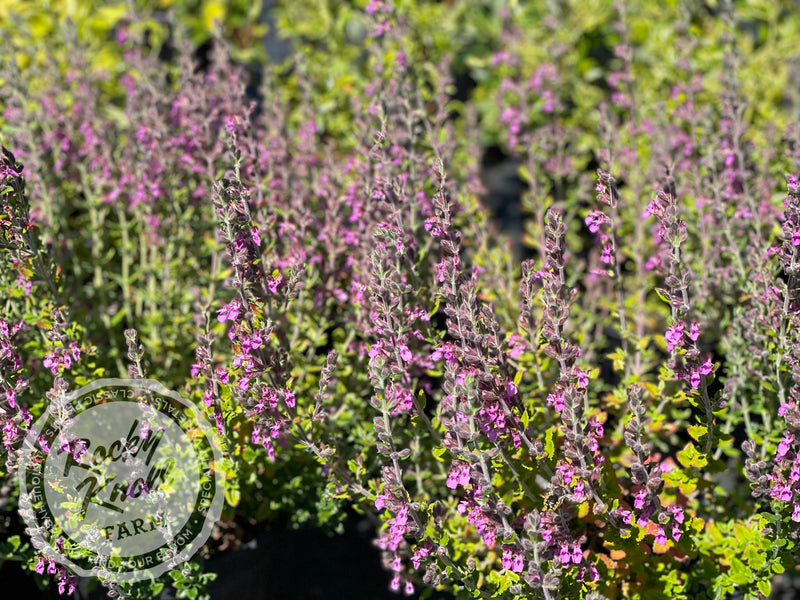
left=4, top=1, right=800, bottom=599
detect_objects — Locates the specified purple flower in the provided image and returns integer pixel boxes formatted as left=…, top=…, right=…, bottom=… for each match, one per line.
left=664, top=322, right=684, bottom=351
left=576, top=370, right=589, bottom=388
left=585, top=211, right=607, bottom=233
left=671, top=523, right=682, bottom=541
left=670, top=505, right=685, bottom=524
left=771, top=483, right=792, bottom=502
left=778, top=432, right=794, bottom=459
left=267, top=271, right=282, bottom=294
left=559, top=543, right=571, bottom=565
left=547, top=392, right=565, bottom=412
left=654, top=526, right=667, bottom=546
left=216, top=300, right=241, bottom=323
left=689, top=369, right=701, bottom=389
left=399, top=344, right=412, bottom=362
left=446, top=461, right=470, bottom=489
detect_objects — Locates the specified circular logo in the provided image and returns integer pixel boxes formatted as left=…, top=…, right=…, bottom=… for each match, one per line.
left=17, top=379, right=224, bottom=583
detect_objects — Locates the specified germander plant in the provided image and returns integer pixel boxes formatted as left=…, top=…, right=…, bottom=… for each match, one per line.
left=5, top=1, right=800, bottom=599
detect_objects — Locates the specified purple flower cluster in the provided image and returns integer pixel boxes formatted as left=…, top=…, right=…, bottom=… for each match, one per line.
left=612, top=386, right=685, bottom=546
left=34, top=555, right=78, bottom=596
left=0, top=316, right=30, bottom=457
left=535, top=209, right=604, bottom=511
left=646, top=178, right=717, bottom=452
left=745, top=177, right=800, bottom=520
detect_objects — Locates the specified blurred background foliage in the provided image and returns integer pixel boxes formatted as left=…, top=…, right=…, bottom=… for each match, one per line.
left=3, top=0, right=799, bottom=157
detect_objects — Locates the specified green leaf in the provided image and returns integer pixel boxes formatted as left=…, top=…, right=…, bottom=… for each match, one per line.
left=688, top=424, right=707, bottom=441
left=521, top=409, right=530, bottom=430
left=225, top=483, right=241, bottom=507
left=544, top=427, right=555, bottom=460
left=729, top=557, right=753, bottom=585
left=428, top=296, right=440, bottom=320
left=757, top=580, right=771, bottom=597
left=655, top=287, right=672, bottom=304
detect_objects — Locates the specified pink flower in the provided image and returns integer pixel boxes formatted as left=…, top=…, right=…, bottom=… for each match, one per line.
left=216, top=300, right=241, bottom=323
left=446, top=461, right=471, bottom=489
left=559, top=543, right=571, bottom=565
left=268, top=271, right=282, bottom=294
left=42, top=352, right=60, bottom=374
left=664, top=322, right=684, bottom=351
left=771, top=483, right=792, bottom=502
left=576, top=370, right=589, bottom=388
left=547, top=392, right=565, bottom=412
left=699, top=358, right=713, bottom=375
left=573, top=481, right=586, bottom=502
left=399, top=344, right=412, bottom=362
left=654, top=526, right=667, bottom=545
left=778, top=432, right=794, bottom=459
left=689, top=369, right=701, bottom=389
left=501, top=548, right=514, bottom=570
left=585, top=211, right=606, bottom=233
left=670, top=506, right=685, bottom=524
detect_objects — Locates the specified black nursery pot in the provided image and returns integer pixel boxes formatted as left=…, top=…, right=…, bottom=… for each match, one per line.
left=204, top=514, right=456, bottom=600
left=25, top=513, right=457, bottom=600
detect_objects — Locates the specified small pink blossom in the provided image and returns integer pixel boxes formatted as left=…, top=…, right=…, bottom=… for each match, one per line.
left=399, top=344, right=413, bottom=362
left=778, top=432, right=794, bottom=458
left=576, top=370, right=589, bottom=388
left=216, top=300, right=241, bottom=323
left=654, top=526, right=667, bottom=545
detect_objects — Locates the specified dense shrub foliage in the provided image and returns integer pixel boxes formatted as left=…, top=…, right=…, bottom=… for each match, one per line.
left=4, top=1, right=800, bottom=598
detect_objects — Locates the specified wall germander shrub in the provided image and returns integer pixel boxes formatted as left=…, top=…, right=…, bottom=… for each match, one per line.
left=5, top=1, right=800, bottom=599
